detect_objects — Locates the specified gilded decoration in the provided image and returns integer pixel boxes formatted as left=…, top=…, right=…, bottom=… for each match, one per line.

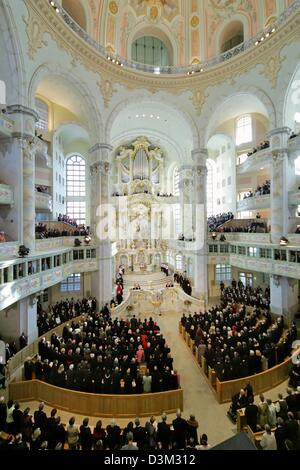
left=98, top=76, right=117, bottom=108
left=191, top=15, right=199, bottom=28
left=149, top=5, right=159, bottom=21
left=23, top=11, right=48, bottom=60
left=24, top=0, right=300, bottom=100
left=109, top=1, right=119, bottom=15
left=260, top=53, right=286, bottom=88
left=191, top=90, right=206, bottom=115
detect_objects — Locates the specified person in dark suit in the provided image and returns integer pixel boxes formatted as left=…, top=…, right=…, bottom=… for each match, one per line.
left=106, top=420, right=121, bottom=450
left=34, top=403, right=47, bottom=439
left=133, top=418, right=147, bottom=451
left=13, top=403, right=23, bottom=435
left=0, top=396, right=7, bottom=432
left=19, top=333, right=28, bottom=350
left=172, top=410, right=187, bottom=449
left=157, top=413, right=171, bottom=450
left=275, top=417, right=287, bottom=451
left=245, top=396, right=258, bottom=432
left=79, top=417, right=93, bottom=450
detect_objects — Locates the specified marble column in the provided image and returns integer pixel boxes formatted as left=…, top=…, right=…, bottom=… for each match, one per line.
left=0, top=297, right=38, bottom=344
left=6, top=105, right=39, bottom=251
left=268, top=127, right=295, bottom=243
left=270, top=275, right=299, bottom=324
left=179, top=165, right=194, bottom=240
left=191, top=148, right=208, bottom=302
left=89, top=143, right=114, bottom=305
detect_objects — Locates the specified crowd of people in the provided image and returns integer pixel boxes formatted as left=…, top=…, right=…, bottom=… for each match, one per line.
left=242, top=180, right=271, bottom=199
left=228, top=384, right=300, bottom=450
left=57, top=214, right=78, bottom=226
left=214, top=220, right=268, bottom=233
left=246, top=140, right=270, bottom=158
left=24, top=312, right=179, bottom=396
left=207, top=212, right=234, bottom=232
left=35, top=223, right=90, bottom=239
left=181, top=282, right=297, bottom=383
left=157, top=192, right=174, bottom=198
left=37, top=297, right=98, bottom=336
left=35, top=185, right=50, bottom=195
left=174, top=272, right=192, bottom=296
left=0, top=404, right=211, bottom=451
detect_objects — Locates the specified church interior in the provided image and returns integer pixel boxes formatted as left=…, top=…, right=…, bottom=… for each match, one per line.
left=0, top=0, right=300, bottom=452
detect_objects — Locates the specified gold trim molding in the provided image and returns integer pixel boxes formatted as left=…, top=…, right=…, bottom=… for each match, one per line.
left=24, top=0, right=300, bottom=109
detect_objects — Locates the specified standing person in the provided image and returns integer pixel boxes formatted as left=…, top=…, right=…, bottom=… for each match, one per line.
left=186, top=414, right=199, bottom=445
left=157, top=413, right=171, bottom=450
left=116, top=283, right=123, bottom=305
left=245, top=396, right=258, bottom=433
left=143, top=371, right=152, bottom=393
left=67, top=417, right=79, bottom=450
left=260, top=424, right=277, bottom=450
left=121, top=432, right=138, bottom=450
left=79, top=417, right=93, bottom=450
left=0, top=396, right=7, bottom=432
left=19, top=332, right=28, bottom=350
left=172, top=410, right=187, bottom=450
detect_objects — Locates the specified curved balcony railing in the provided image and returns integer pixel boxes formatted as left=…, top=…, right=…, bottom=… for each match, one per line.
left=35, top=192, right=52, bottom=212
left=237, top=194, right=271, bottom=212
left=58, top=0, right=300, bottom=76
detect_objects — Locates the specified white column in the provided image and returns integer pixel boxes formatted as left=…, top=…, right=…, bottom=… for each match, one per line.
left=270, top=276, right=299, bottom=324
left=268, top=127, right=294, bottom=243
left=89, top=143, right=114, bottom=305
left=6, top=105, right=39, bottom=251
left=0, top=297, right=38, bottom=344
left=191, top=148, right=208, bottom=301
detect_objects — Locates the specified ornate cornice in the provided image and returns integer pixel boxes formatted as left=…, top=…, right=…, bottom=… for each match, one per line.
left=6, top=104, right=39, bottom=122
left=24, top=0, right=300, bottom=108
left=89, top=143, right=113, bottom=154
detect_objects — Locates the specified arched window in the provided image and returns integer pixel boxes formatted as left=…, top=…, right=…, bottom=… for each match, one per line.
left=132, top=36, right=170, bottom=66
left=220, top=21, right=244, bottom=53
left=173, top=166, right=180, bottom=196
left=66, top=155, right=86, bottom=225
left=236, top=115, right=253, bottom=146
left=206, top=160, right=214, bottom=217
left=62, top=0, right=87, bottom=31
left=35, top=98, right=49, bottom=130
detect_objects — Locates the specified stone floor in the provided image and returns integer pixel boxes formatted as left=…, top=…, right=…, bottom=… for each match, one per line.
left=19, top=307, right=290, bottom=447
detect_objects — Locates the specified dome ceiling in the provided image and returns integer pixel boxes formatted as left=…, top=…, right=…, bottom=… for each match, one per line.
left=62, top=0, right=289, bottom=65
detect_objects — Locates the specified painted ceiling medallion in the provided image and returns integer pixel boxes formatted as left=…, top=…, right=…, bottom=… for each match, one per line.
left=191, top=15, right=199, bottom=28
left=109, top=1, right=118, bottom=15
left=150, top=5, right=159, bottom=20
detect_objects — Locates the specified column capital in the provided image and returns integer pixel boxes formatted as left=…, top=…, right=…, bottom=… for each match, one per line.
left=90, top=161, right=111, bottom=176
left=89, top=143, right=113, bottom=154
left=6, top=105, right=39, bottom=139
left=267, top=127, right=291, bottom=138
left=6, top=104, right=39, bottom=122
left=267, top=127, right=292, bottom=151
left=191, top=148, right=208, bottom=165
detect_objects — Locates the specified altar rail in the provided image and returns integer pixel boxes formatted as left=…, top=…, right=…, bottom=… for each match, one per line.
left=179, top=323, right=297, bottom=404
left=9, top=380, right=183, bottom=418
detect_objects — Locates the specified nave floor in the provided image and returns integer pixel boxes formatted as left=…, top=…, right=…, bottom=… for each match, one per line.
left=19, top=307, right=289, bottom=447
